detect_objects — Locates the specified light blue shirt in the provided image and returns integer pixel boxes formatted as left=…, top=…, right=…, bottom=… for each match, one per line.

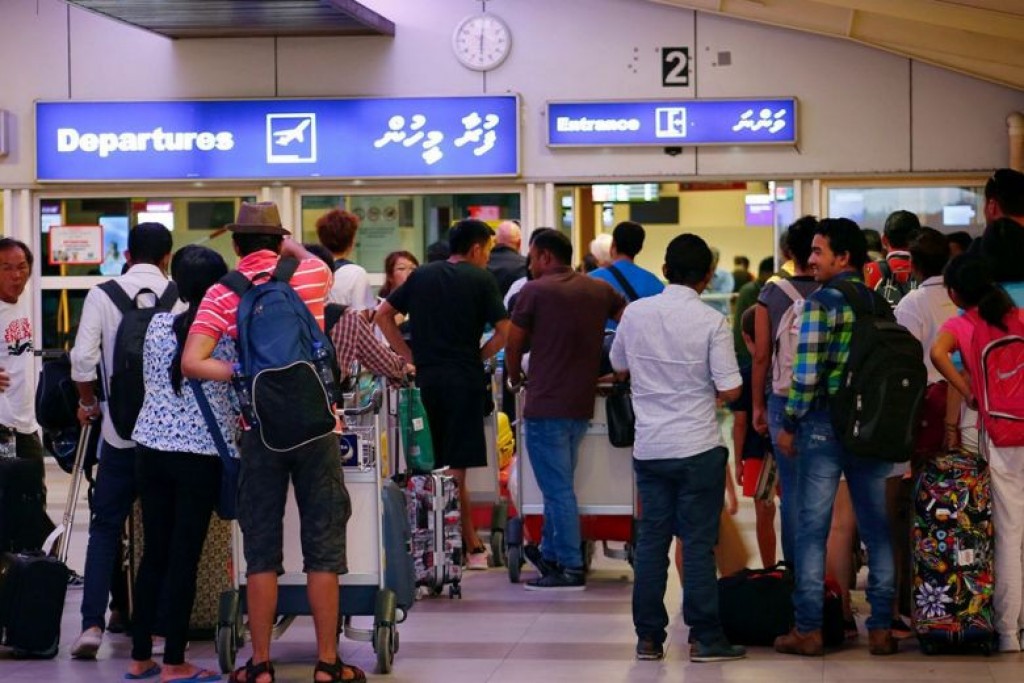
left=590, top=260, right=664, bottom=329
left=609, top=285, right=741, bottom=460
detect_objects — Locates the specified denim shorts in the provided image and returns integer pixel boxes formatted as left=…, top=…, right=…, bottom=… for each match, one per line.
left=237, top=432, right=351, bottom=575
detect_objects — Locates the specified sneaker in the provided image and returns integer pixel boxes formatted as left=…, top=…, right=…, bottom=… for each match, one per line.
left=523, top=544, right=558, bottom=577
left=636, top=638, right=665, bottom=661
left=774, top=628, right=824, bottom=656
left=523, top=568, right=585, bottom=591
left=890, top=617, right=913, bottom=640
left=71, top=627, right=103, bottom=660
left=67, top=570, right=85, bottom=589
left=466, top=546, right=490, bottom=571
left=868, top=628, right=897, bottom=655
left=690, top=640, right=746, bottom=663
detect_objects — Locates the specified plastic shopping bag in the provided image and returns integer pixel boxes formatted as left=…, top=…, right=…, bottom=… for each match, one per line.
left=398, top=386, right=435, bottom=473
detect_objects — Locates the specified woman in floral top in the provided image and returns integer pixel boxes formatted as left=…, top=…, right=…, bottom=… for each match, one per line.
left=126, top=245, right=235, bottom=683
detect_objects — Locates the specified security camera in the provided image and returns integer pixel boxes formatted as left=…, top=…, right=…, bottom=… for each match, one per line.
left=664, top=146, right=682, bottom=157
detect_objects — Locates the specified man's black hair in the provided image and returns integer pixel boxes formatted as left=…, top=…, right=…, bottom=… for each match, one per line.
left=448, top=219, right=494, bottom=256
left=883, top=210, right=921, bottom=249
left=979, top=217, right=1024, bottom=283
left=425, top=240, right=451, bottom=262
left=947, top=231, right=973, bottom=253
left=128, top=222, right=173, bottom=264
left=734, top=256, right=750, bottom=269
left=815, top=218, right=868, bottom=271
left=862, top=228, right=882, bottom=254
left=612, top=221, right=645, bottom=259
left=908, top=227, right=949, bottom=280
left=985, top=168, right=1024, bottom=216
left=528, top=227, right=557, bottom=246
left=0, top=238, right=33, bottom=268
left=785, top=215, right=818, bottom=269
left=232, top=233, right=284, bottom=257
left=757, top=256, right=774, bottom=277
left=664, top=233, right=712, bottom=287
left=530, top=229, right=573, bottom=266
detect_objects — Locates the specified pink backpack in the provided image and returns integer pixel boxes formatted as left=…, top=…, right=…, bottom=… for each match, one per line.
left=968, top=308, right=1024, bottom=447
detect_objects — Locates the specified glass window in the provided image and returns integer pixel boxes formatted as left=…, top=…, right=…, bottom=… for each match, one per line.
left=826, top=185, right=985, bottom=235
left=299, top=192, right=521, bottom=274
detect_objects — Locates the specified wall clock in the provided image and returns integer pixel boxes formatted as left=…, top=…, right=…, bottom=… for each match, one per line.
left=452, top=13, right=512, bottom=72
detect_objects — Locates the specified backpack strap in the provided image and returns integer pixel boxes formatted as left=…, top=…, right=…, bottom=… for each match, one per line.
left=220, top=271, right=252, bottom=298
left=97, top=280, right=135, bottom=314
left=273, top=257, right=300, bottom=284
left=333, top=258, right=352, bottom=271
left=774, top=278, right=801, bottom=305
left=831, top=278, right=890, bottom=320
left=606, top=264, right=640, bottom=303
left=876, top=259, right=892, bottom=282
left=156, top=282, right=179, bottom=310
left=187, top=379, right=232, bottom=465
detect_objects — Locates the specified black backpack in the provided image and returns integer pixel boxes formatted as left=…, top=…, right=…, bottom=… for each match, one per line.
left=874, top=259, right=916, bottom=307
left=34, top=352, right=78, bottom=434
left=98, top=280, right=179, bottom=441
left=828, top=280, right=927, bottom=463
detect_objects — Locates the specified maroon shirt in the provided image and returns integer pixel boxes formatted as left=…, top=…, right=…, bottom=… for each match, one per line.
left=512, top=267, right=626, bottom=419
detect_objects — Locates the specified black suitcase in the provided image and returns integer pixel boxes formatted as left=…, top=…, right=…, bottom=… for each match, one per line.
left=0, top=455, right=51, bottom=553
left=0, top=551, right=68, bottom=658
left=381, top=479, right=416, bottom=618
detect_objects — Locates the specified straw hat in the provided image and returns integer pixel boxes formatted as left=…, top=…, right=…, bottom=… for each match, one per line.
left=225, top=202, right=291, bottom=236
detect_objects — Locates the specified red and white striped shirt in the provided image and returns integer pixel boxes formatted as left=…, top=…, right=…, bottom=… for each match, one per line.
left=190, top=250, right=331, bottom=340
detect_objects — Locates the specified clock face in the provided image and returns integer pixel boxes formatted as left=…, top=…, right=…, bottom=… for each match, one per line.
left=452, top=13, right=512, bottom=72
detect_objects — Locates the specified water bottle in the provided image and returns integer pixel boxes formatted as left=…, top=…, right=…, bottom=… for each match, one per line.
left=230, top=363, right=258, bottom=429
left=312, top=341, right=340, bottom=405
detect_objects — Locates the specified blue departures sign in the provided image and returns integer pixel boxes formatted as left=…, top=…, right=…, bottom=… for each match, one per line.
left=547, top=98, right=797, bottom=147
left=36, top=96, right=520, bottom=181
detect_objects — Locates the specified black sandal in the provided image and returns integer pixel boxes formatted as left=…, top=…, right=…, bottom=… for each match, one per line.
left=231, top=658, right=275, bottom=683
left=313, top=658, right=366, bottom=683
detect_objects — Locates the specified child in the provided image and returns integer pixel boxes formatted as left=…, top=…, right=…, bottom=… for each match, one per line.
left=930, top=254, right=1024, bottom=654
left=732, top=307, right=778, bottom=568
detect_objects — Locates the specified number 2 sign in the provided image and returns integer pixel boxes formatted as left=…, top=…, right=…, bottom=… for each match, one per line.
left=661, top=47, right=690, bottom=87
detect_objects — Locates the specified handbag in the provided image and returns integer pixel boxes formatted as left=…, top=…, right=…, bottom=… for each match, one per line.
left=188, top=379, right=240, bottom=521
left=753, top=451, right=778, bottom=501
left=605, top=380, right=635, bottom=448
left=398, top=386, right=435, bottom=473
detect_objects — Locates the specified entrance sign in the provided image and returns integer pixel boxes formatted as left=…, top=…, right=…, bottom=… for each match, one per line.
left=547, top=98, right=797, bottom=147
left=36, top=96, right=520, bottom=181
left=49, top=225, right=103, bottom=266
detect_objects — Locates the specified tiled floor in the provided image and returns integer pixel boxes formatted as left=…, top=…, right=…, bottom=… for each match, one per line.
left=2, top=461, right=1020, bottom=682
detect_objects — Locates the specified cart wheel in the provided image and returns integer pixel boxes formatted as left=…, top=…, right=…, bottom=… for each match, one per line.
left=217, top=624, right=238, bottom=673
left=373, top=624, right=395, bottom=674
left=506, top=516, right=523, bottom=546
left=507, top=544, right=522, bottom=583
left=491, top=529, right=507, bottom=568
left=919, top=639, right=937, bottom=656
left=449, top=581, right=462, bottom=599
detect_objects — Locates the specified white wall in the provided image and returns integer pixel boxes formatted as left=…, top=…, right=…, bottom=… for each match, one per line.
left=0, top=0, right=1021, bottom=186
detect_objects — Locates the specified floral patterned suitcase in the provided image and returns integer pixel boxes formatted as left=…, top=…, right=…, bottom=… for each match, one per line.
left=403, top=472, right=462, bottom=598
left=911, top=449, right=995, bottom=653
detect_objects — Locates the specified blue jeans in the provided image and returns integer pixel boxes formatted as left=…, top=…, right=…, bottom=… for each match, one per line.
left=524, top=418, right=588, bottom=569
left=766, top=394, right=797, bottom=565
left=633, top=447, right=728, bottom=646
left=793, top=411, right=894, bottom=632
left=81, top=441, right=137, bottom=631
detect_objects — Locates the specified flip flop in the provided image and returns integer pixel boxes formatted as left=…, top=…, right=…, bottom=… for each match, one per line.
left=124, top=664, right=161, bottom=680
left=163, top=671, right=222, bottom=683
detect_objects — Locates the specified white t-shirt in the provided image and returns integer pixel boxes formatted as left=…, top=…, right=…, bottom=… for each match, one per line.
left=329, top=263, right=375, bottom=311
left=0, top=297, right=38, bottom=433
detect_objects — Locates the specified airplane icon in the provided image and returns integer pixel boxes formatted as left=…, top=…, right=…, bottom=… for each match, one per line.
left=266, top=113, right=317, bottom=164
left=273, top=118, right=311, bottom=146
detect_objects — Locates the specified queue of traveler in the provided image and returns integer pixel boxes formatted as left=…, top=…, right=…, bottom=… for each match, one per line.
left=4, top=166, right=1020, bottom=677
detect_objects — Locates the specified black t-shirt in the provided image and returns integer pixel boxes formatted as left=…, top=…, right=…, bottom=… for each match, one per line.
left=387, top=260, right=507, bottom=387
left=729, top=364, right=771, bottom=460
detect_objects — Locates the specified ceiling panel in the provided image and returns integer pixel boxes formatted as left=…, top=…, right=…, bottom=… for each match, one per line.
left=646, top=0, right=1024, bottom=90
left=65, top=0, right=395, bottom=38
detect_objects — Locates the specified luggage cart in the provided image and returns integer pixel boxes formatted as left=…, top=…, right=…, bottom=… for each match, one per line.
left=464, top=362, right=511, bottom=566
left=505, top=384, right=636, bottom=583
left=216, top=380, right=407, bottom=675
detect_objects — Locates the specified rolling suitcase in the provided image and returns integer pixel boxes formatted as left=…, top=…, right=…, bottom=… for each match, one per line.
left=0, top=550, right=68, bottom=657
left=912, top=448, right=996, bottom=654
left=401, top=472, right=462, bottom=598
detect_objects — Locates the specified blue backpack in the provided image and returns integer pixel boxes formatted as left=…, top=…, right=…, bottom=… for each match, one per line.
left=221, top=258, right=336, bottom=452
